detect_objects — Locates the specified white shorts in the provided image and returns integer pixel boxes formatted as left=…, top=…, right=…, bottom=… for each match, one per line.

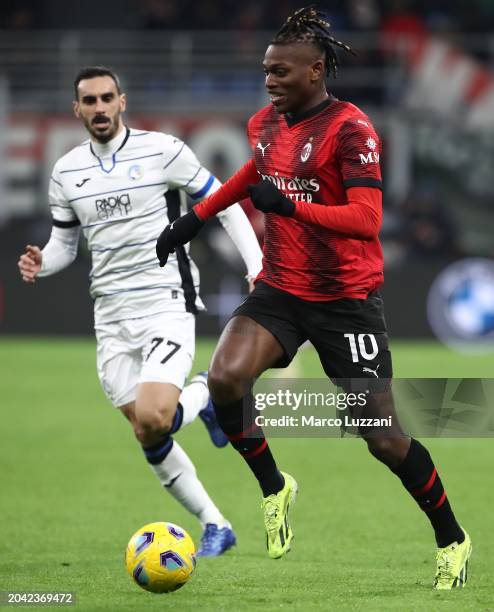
left=95, top=311, right=195, bottom=408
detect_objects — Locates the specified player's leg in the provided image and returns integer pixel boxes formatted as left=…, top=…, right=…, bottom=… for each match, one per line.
left=137, top=322, right=225, bottom=446
left=135, top=311, right=235, bottom=555
left=120, top=397, right=234, bottom=555
left=362, top=388, right=471, bottom=588
left=135, top=379, right=214, bottom=442
left=208, top=314, right=286, bottom=495
left=208, top=282, right=304, bottom=558
left=308, top=292, right=470, bottom=587
left=183, top=372, right=228, bottom=447
left=96, top=315, right=234, bottom=556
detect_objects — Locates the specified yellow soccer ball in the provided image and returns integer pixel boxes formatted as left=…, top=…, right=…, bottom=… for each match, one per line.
left=125, top=522, right=196, bottom=593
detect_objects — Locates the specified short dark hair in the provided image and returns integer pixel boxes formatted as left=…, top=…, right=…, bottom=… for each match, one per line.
left=272, top=6, right=356, bottom=78
left=73, top=66, right=122, bottom=99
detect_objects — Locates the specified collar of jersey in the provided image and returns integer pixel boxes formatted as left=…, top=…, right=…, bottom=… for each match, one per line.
left=284, top=95, right=337, bottom=128
left=89, top=125, right=130, bottom=173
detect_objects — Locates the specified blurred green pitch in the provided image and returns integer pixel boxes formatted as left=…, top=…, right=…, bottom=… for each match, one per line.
left=0, top=338, right=492, bottom=611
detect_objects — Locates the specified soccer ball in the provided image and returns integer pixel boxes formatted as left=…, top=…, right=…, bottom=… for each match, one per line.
left=125, top=522, right=196, bottom=593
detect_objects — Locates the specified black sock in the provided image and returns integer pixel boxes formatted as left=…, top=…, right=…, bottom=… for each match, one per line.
left=213, top=393, right=284, bottom=497
left=169, top=402, right=184, bottom=434
left=393, top=438, right=464, bottom=547
left=142, top=434, right=174, bottom=465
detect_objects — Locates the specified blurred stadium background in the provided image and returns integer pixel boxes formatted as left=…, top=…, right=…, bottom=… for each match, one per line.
left=1, top=0, right=494, bottom=346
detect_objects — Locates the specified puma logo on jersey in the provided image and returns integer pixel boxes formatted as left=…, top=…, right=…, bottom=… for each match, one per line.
left=363, top=365, right=380, bottom=378
left=256, top=142, right=271, bottom=157
left=76, top=178, right=91, bottom=187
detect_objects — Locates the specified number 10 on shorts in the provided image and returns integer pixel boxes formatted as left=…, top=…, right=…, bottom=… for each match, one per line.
left=344, top=333, right=378, bottom=362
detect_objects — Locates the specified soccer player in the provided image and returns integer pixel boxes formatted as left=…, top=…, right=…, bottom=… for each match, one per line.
left=155, top=7, right=472, bottom=588
left=18, top=66, right=263, bottom=557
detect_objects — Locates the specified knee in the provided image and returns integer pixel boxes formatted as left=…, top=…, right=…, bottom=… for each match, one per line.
left=366, top=437, right=409, bottom=469
left=208, top=359, right=251, bottom=404
left=134, top=402, right=175, bottom=445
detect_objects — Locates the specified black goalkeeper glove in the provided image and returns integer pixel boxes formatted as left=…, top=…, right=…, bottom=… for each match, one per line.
left=247, top=180, right=295, bottom=217
left=156, top=209, right=204, bottom=267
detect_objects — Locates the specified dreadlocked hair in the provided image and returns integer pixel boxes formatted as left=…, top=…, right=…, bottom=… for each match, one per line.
left=272, top=6, right=356, bottom=78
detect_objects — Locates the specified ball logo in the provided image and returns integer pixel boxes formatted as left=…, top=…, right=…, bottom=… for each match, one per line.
left=129, top=164, right=144, bottom=180
left=427, top=258, right=494, bottom=353
left=300, top=142, right=312, bottom=162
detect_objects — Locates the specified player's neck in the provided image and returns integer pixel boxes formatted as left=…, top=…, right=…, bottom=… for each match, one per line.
left=293, top=89, right=329, bottom=116
left=285, top=92, right=334, bottom=127
left=91, top=124, right=127, bottom=156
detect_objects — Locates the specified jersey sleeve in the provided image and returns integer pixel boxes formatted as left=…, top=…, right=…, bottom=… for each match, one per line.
left=335, top=118, right=382, bottom=190
left=163, top=138, right=215, bottom=200
left=48, top=163, right=80, bottom=228
left=246, top=114, right=259, bottom=152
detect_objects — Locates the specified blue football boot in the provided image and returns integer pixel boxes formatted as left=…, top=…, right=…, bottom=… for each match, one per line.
left=197, top=523, right=237, bottom=557
left=191, top=372, right=229, bottom=448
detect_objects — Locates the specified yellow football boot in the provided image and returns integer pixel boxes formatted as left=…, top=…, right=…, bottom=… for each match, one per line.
left=261, top=471, right=298, bottom=559
left=434, top=529, right=472, bottom=590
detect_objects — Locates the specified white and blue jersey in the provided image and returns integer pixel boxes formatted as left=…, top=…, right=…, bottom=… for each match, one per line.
left=47, top=127, right=261, bottom=325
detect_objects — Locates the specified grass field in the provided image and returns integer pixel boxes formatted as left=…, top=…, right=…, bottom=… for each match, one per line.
left=1, top=338, right=493, bottom=611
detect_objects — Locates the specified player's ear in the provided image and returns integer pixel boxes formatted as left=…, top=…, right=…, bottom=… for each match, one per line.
left=120, top=93, right=127, bottom=113
left=73, top=99, right=80, bottom=119
left=310, top=58, right=324, bottom=83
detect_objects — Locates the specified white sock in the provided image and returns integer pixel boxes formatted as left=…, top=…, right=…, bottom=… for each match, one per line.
left=178, top=378, right=209, bottom=428
left=150, top=439, right=229, bottom=528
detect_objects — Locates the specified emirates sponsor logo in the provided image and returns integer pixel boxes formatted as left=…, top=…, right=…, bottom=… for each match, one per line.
left=258, top=171, right=320, bottom=202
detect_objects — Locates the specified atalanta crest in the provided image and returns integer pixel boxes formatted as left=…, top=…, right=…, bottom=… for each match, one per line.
left=129, top=164, right=144, bottom=180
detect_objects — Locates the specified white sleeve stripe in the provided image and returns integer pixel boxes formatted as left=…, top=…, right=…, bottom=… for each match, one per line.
left=184, top=166, right=201, bottom=188
left=163, top=142, right=185, bottom=170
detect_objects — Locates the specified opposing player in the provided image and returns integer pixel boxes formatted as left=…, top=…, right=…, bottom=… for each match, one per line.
left=18, top=66, right=263, bottom=556
left=156, top=8, right=472, bottom=587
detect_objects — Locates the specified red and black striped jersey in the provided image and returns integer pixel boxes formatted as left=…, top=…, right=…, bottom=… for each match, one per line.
left=247, top=97, right=384, bottom=301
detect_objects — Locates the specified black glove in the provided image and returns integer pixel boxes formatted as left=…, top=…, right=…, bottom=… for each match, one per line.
left=247, top=180, right=295, bottom=217
left=156, top=210, right=204, bottom=267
